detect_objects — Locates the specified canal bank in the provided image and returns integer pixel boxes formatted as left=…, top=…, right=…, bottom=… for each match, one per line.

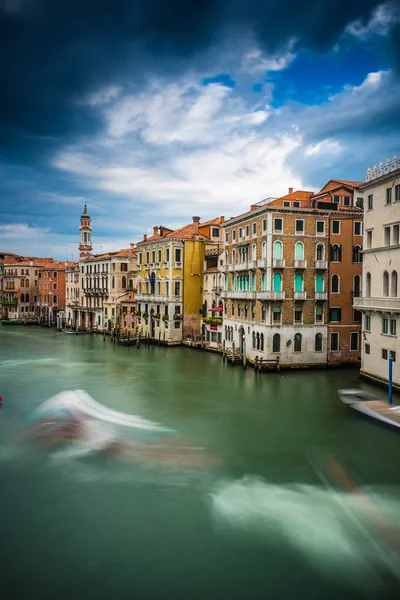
left=1, top=327, right=400, bottom=600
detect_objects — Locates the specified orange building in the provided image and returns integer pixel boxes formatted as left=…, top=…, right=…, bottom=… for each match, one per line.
left=38, top=261, right=71, bottom=325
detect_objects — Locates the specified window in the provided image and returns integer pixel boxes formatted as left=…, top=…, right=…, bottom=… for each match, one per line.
left=232, top=230, right=236, bottom=241
left=283, top=201, right=290, bottom=207
left=368, top=194, right=373, bottom=210
left=231, top=303, right=235, bottom=317
left=330, top=333, right=339, bottom=351
left=344, top=196, right=350, bottom=206
left=316, top=243, right=324, bottom=260
left=252, top=244, right=257, bottom=261
left=262, top=219, right=267, bottom=232
left=332, top=220, right=340, bottom=234
left=365, top=315, right=371, bottom=331
left=315, top=305, right=323, bottom=323
left=166, top=248, right=170, bottom=263
left=262, top=241, right=267, bottom=259
left=252, top=222, right=257, bottom=235
left=244, top=304, right=248, bottom=319
left=330, top=244, right=341, bottom=262
left=174, top=281, right=181, bottom=296
left=390, top=319, right=397, bottom=336
left=391, top=271, right=398, bottom=297
left=353, top=275, right=361, bottom=297
left=315, top=333, right=323, bottom=352
left=315, top=274, right=324, bottom=292
left=212, top=227, right=219, bottom=238
left=273, top=241, right=283, bottom=259
left=295, top=242, right=304, bottom=260
left=294, top=333, right=302, bottom=352
left=175, top=248, right=182, bottom=264
left=261, top=304, right=266, bottom=322
left=384, top=227, right=391, bottom=246
left=122, top=276, right=127, bottom=289
left=365, top=344, right=370, bottom=355
left=293, top=201, right=300, bottom=208
left=294, top=273, right=303, bottom=292
left=366, top=230, right=372, bottom=249
left=53, top=283, right=58, bottom=290
left=53, top=295, right=57, bottom=305
left=273, top=306, right=281, bottom=324
left=239, top=227, right=243, bottom=239
left=295, top=220, right=304, bottom=234
left=331, top=274, right=339, bottom=293
left=245, top=225, right=250, bottom=237
left=225, top=231, right=228, bottom=243
left=382, top=348, right=388, bottom=360
left=333, top=195, right=340, bottom=204
left=272, top=334, right=280, bottom=353
left=260, top=334, right=264, bottom=352
left=365, top=272, right=371, bottom=297
left=390, top=351, right=396, bottom=362
left=350, top=332, right=358, bottom=351
left=393, top=225, right=399, bottom=245
left=383, top=271, right=389, bottom=297
left=53, top=271, right=58, bottom=278
left=316, top=221, right=325, bottom=236
left=273, top=273, right=282, bottom=292
left=294, top=306, right=302, bottom=323
left=274, top=218, right=283, bottom=233
left=251, top=304, right=255, bottom=321
left=382, top=318, right=388, bottom=334
left=146, top=252, right=149, bottom=264
left=174, top=321, right=180, bottom=329
left=158, top=249, right=162, bottom=262
left=386, top=188, right=392, bottom=204
left=353, top=246, right=362, bottom=263
left=329, top=308, right=341, bottom=322
left=395, top=185, right=400, bottom=202
left=354, top=222, right=362, bottom=236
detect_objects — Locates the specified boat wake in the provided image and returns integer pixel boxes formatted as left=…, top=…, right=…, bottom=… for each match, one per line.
left=211, top=477, right=400, bottom=590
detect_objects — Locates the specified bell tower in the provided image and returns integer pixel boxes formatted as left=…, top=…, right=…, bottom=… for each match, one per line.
left=79, top=205, right=93, bottom=258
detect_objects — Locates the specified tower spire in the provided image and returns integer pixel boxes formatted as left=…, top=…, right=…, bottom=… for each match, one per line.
left=79, top=204, right=93, bottom=259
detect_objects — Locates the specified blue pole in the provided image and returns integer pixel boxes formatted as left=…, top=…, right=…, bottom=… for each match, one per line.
left=388, top=355, right=393, bottom=405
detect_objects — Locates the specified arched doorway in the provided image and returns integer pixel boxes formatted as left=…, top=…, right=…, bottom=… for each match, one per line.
left=238, top=326, right=246, bottom=356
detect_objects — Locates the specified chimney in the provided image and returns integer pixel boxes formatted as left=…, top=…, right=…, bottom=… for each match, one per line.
left=220, top=216, right=225, bottom=223
left=153, top=226, right=159, bottom=236
left=143, top=234, right=147, bottom=241
left=130, top=242, right=135, bottom=250
left=288, top=187, right=293, bottom=194
left=192, top=216, right=200, bottom=239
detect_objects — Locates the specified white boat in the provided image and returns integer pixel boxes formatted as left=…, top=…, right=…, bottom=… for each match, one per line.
left=338, top=389, right=400, bottom=432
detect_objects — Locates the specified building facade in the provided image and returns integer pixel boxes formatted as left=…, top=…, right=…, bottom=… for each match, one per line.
left=354, top=155, right=400, bottom=389
left=1, top=256, right=44, bottom=321
left=37, top=262, right=68, bottom=324
left=65, top=263, right=80, bottom=328
left=221, top=184, right=363, bottom=367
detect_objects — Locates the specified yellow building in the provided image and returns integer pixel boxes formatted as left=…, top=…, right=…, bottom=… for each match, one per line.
left=135, top=217, right=224, bottom=344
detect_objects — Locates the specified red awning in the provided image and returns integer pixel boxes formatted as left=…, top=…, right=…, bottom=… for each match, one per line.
left=210, top=306, right=223, bottom=312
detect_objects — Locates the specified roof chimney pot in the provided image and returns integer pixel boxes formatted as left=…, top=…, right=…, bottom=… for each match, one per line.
left=192, top=216, right=200, bottom=239
left=153, top=226, right=159, bottom=236
left=288, top=187, right=293, bottom=194
left=143, top=234, right=147, bottom=241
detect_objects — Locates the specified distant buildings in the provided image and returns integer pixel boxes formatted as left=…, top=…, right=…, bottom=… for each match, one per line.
left=354, top=155, right=400, bottom=389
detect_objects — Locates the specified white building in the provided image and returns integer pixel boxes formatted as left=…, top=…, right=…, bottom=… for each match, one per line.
left=65, top=263, right=80, bottom=327
left=354, top=155, right=400, bottom=389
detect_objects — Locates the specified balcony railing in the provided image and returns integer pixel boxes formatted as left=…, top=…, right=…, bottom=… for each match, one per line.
left=294, top=291, right=307, bottom=300
left=315, top=260, right=328, bottom=269
left=294, top=260, right=307, bottom=269
left=136, top=293, right=182, bottom=303
left=256, top=291, right=285, bottom=300
left=273, top=259, right=285, bottom=268
left=353, top=297, right=400, bottom=312
left=233, top=262, right=251, bottom=271
left=314, top=291, right=328, bottom=300
left=247, top=260, right=257, bottom=270
left=257, top=258, right=267, bottom=269
left=222, top=291, right=256, bottom=299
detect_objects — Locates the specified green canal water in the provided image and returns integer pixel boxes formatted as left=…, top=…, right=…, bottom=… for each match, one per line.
left=1, top=327, right=400, bottom=600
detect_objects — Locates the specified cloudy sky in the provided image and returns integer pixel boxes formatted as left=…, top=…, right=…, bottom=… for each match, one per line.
left=1, top=0, right=399, bottom=259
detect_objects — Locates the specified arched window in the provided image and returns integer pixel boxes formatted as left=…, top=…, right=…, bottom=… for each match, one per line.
left=232, top=249, right=236, bottom=264
left=295, top=242, right=304, bottom=260
left=294, top=333, right=302, bottom=352
left=383, top=271, right=389, bottom=297
left=225, top=250, right=228, bottom=265
left=353, top=275, right=361, bottom=297
left=252, top=273, right=256, bottom=290
left=20, top=293, right=25, bottom=302
left=20, top=279, right=25, bottom=288
left=252, top=244, right=257, bottom=261
left=260, top=334, right=264, bottom=351
left=331, top=275, right=339, bottom=293
left=272, top=333, right=280, bottom=353
left=25, top=294, right=29, bottom=303
left=112, top=276, right=115, bottom=289
left=316, top=243, right=324, bottom=260
left=315, top=333, right=323, bottom=352
left=365, top=272, right=371, bottom=297
left=273, top=241, right=282, bottom=259
left=224, top=276, right=228, bottom=291
left=391, top=271, right=398, bottom=297
left=331, top=244, right=341, bottom=262
left=262, top=241, right=267, bottom=259
left=261, top=273, right=267, bottom=291
left=353, top=245, right=362, bottom=263
left=256, top=332, right=260, bottom=350
left=252, top=331, right=256, bottom=349
left=261, top=304, right=266, bottom=321
left=121, top=276, right=127, bottom=289
left=315, top=274, right=324, bottom=292
left=295, top=273, right=303, bottom=292
left=273, top=273, right=282, bottom=292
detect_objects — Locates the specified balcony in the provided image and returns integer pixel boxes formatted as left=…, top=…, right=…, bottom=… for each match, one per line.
left=247, top=260, right=257, bottom=270
left=256, top=291, right=285, bottom=301
left=294, top=260, right=307, bottom=269
left=136, top=293, right=182, bottom=303
left=294, top=291, right=307, bottom=300
left=212, top=286, right=223, bottom=294
left=222, top=291, right=256, bottom=299
left=1, top=299, right=18, bottom=305
left=257, top=258, right=267, bottom=269
left=233, top=262, right=250, bottom=271
left=353, top=297, right=400, bottom=313
left=273, top=259, right=285, bottom=268
left=314, top=291, right=328, bottom=300
left=315, top=260, right=328, bottom=269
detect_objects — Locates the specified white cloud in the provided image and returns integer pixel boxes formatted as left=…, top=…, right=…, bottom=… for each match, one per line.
left=346, top=3, right=399, bottom=38
left=304, top=139, right=342, bottom=157
left=240, top=48, right=295, bottom=75
left=86, top=85, right=122, bottom=107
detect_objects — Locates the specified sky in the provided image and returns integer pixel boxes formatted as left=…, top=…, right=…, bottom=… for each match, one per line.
left=0, top=0, right=399, bottom=260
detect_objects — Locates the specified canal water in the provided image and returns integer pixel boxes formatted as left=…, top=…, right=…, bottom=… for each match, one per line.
left=1, top=327, right=400, bottom=600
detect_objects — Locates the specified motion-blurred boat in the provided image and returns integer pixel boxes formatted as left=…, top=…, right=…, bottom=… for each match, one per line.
left=338, top=389, right=400, bottom=432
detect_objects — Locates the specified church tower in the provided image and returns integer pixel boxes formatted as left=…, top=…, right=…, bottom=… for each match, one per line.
left=79, top=205, right=93, bottom=258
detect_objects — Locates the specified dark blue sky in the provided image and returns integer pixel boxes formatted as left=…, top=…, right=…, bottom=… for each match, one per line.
left=0, top=0, right=399, bottom=258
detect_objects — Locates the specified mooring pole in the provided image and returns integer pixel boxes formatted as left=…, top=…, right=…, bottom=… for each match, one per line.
left=389, top=354, right=393, bottom=405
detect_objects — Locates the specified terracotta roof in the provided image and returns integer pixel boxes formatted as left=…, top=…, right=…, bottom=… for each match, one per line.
left=3, top=256, right=58, bottom=268
left=113, top=248, right=136, bottom=258
left=268, top=190, right=314, bottom=206
left=200, top=217, right=225, bottom=227
left=166, top=223, right=209, bottom=240
left=314, top=179, right=363, bottom=196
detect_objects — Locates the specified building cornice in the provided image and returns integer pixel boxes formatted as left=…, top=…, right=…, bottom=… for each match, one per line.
left=358, top=170, right=400, bottom=191
left=222, top=207, right=362, bottom=228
